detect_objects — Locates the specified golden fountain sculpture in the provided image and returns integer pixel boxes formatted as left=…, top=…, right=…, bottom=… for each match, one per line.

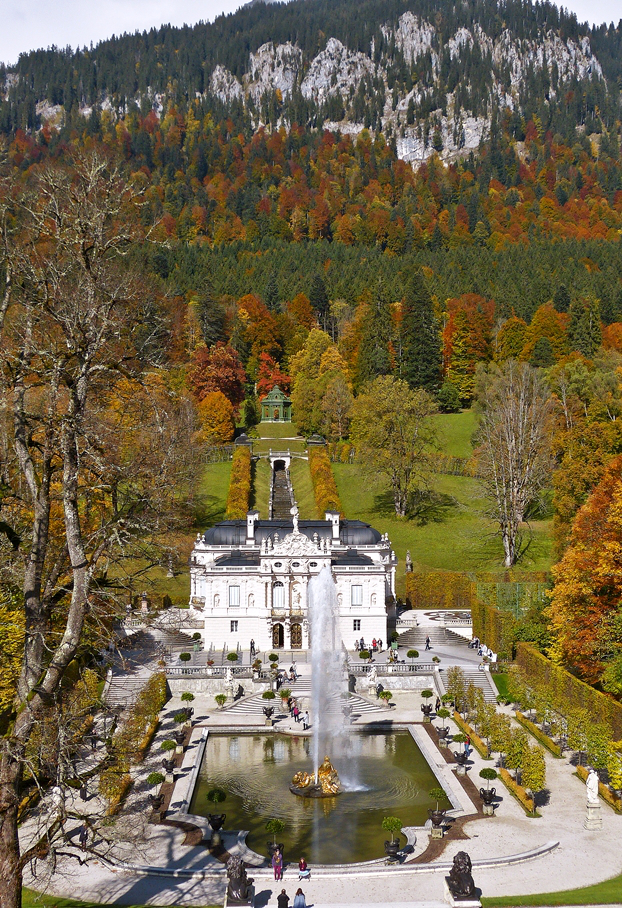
left=291, top=756, right=341, bottom=797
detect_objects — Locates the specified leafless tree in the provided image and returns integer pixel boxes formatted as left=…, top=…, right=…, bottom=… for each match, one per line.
left=475, top=360, right=554, bottom=567
left=0, top=151, right=195, bottom=908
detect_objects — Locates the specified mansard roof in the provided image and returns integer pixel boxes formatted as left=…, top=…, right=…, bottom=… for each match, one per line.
left=202, top=518, right=382, bottom=547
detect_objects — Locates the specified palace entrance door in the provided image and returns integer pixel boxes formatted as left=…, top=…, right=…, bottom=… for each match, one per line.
left=272, top=623, right=284, bottom=648
left=290, top=623, right=302, bottom=649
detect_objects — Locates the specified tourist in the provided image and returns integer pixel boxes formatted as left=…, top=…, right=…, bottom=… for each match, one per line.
left=354, top=639, right=359, bottom=651
left=293, top=704, right=300, bottom=723
left=291, top=661, right=298, bottom=679
left=425, top=635, right=431, bottom=650
left=289, top=668, right=296, bottom=683
left=298, top=857, right=310, bottom=880
left=359, top=636, right=365, bottom=650
left=78, top=822, right=88, bottom=852
left=79, top=781, right=88, bottom=802
left=435, top=696, right=441, bottom=712
left=277, top=889, right=289, bottom=908
left=272, top=848, right=284, bottom=881
left=378, top=638, right=383, bottom=651
left=464, top=735, right=471, bottom=758
left=293, top=888, right=307, bottom=908
left=250, top=639, right=256, bottom=657
left=372, top=638, right=377, bottom=652
left=303, top=710, right=310, bottom=730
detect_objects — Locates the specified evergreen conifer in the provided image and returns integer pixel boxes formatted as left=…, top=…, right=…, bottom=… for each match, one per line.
left=401, top=272, right=442, bottom=393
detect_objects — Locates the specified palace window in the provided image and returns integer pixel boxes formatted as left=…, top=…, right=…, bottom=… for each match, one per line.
left=351, top=585, right=363, bottom=607
left=273, top=581, right=285, bottom=610
left=353, top=619, right=361, bottom=631
left=230, top=620, right=238, bottom=632
left=229, top=585, right=240, bottom=607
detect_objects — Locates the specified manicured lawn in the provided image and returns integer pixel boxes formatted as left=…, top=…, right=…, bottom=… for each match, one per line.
left=433, top=408, right=478, bottom=458
left=195, top=460, right=232, bottom=528
left=480, top=870, right=622, bottom=906
left=290, top=456, right=317, bottom=519
left=252, top=457, right=271, bottom=517
left=332, top=463, right=553, bottom=597
left=491, top=673, right=510, bottom=699
left=22, top=891, right=218, bottom=908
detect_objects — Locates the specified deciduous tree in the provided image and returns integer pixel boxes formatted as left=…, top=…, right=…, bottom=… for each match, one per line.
left=475, top=361, right=554, bottom=566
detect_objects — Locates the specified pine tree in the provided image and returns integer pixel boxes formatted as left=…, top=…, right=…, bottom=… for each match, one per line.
left=264, top=270, right=280, bottom=311
left=401, top=272, right=442, bottom=393
left=309, top=273, right=330, bottom=325
left=553, top=284, right=571, bottom=314
left=569, top=297, right=602, bottom=358
left=356, top=281, right=393, bottom=387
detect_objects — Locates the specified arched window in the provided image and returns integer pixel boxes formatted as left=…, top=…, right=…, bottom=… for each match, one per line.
left=273, top=581, right=285, bottom=611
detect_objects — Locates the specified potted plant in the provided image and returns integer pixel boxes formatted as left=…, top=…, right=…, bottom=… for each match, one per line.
left=262, top=689, right=276, bottom=724
left=420, top=689, right=434, bottom=721
left=268, top=653, right=279, bottom=666
left=215, top=693, right=227, bottom=709
left=160, top=740, right=176, bottom=782
left=252, top=658, right=262, bottom=678
left=436, top=708, right=451, bottom=743
left=381, top=815, right=403, bottom=858
left=479, top=768, right=498, bottom=813
left=179, top=652, right=192, bottom=663
left=146, top=771, right=165, bottom=810
left=432, top=656, right=441, bottom=664
left=265, top=818, right=285, bottom=857
left=428, top=786, right=447, bottom=828
left=407, top=649, right=419, bottom=671
left=359, top=649, right=370, bottom=662
left=280, top=687, right=292, bottom=705
left=181, top=692, right=195, bottom=704
left=452, top=733, right=468, bottom=770
left=378, top=690, right=393, bottom=707
left=206, top=788, right=227, bottom=845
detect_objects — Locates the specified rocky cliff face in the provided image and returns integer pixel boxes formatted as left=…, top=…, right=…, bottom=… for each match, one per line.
left=208, top=10, right=604, bottom=165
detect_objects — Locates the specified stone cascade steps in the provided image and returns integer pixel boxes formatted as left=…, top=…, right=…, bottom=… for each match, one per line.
left=396, top=626, right=470, bottom=649
left=223, top=681, right=386, bottom=716
left=104, top=674, right=150, bottom=708
left=438, top=666, right=498, bottom=703
left=271, top=467, right=295, bottom=520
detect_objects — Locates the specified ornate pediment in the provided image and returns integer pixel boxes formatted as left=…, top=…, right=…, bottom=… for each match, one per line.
left=266, top=530, right=324, bottom=557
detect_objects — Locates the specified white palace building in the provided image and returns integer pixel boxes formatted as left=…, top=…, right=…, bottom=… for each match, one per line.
left=188, top=508, right=396, bottom=652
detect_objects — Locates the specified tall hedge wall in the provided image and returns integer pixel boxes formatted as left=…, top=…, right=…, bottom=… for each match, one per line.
left=225, top=446, right=252, bottom=519
left=516, top=643, right=622, bottom=740
left=405, top=571, right=475, bottom=610
left=308, top=446, right=343, bottom=516
left=471, top=600, right=516, bottom=660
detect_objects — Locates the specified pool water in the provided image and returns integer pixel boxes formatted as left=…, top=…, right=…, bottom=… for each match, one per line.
left=189, top=731, right=447, bottom=864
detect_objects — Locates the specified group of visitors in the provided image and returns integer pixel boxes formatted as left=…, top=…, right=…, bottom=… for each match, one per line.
left=469, top=636, right=496, bottom=663
left=353, top=637, right=383, bottom=652
left=273, top=853, right=310, bottom=906
left=286, top=697, right=310, bottom=730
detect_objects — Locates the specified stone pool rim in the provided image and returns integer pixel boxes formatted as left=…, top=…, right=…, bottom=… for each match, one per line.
left=168, top=722, right=477, bottom=868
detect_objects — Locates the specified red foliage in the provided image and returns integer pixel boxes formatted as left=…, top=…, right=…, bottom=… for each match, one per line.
left=189, top=342, right=246, bottom=412
left=256, top=353, right=291, bottom=398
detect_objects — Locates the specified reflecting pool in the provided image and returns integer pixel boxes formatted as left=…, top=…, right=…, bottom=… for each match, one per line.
left=190, top=731, right=447, bottom=864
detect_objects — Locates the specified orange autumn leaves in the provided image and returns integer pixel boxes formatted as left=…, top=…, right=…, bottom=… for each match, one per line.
left=549, top=455, right=622, bottom=685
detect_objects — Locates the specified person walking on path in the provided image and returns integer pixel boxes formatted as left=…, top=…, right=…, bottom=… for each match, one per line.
left=272, top=848, right=284, bottom=881
left=464, top=734, right=471, bottom=758
left=78, top=823, right=88, bottom=852
left=277, top=890, right=290, bottom=908
left=250, top=639, right=256, bottom=657
left=435, top=696, right=441, bottom=712
left=302, top=710, right=310, bottom=730
left=425, top=635, right=431, bottom=650
left=79, top=781, right=88, bottom=802
left=293, top=888, right=307, bottom=908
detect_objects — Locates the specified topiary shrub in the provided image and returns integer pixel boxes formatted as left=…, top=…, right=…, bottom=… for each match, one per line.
left=181, top=692, right=195, bottom=703
left=381, top=815, right=402, bottom=843
left=262, top=690, right=276, bottom=700
left=479, top=767, right=498, bottom=789
left=268, top=653, right=279, bottom=664
left=226, top=652, right=239, bottom=662
left=265, top=818, right=285, bottom=844
left=407, top=649, right=419, bottom=663
left=215, top=693, right=227, bottom=709
left=179, top=652, right=191, bottom=663
left=160, top=739, right=176, bottom=752
left=379, top=690, right=393, bottom=705
left=147, top=772, right=165, bottom=787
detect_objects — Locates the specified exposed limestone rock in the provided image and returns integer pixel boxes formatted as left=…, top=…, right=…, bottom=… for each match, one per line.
left=210, top=65, right=243, bottom=104
left=247, top=42, right=302, bottom=103
left=301, top=38, right=375, bottom=104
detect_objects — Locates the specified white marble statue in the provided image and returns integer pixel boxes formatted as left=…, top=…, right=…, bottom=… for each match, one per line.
left=586, top=768, right=599, bottom=806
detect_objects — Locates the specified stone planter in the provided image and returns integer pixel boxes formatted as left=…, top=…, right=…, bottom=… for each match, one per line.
left=384, top=839, right=401, bottom=859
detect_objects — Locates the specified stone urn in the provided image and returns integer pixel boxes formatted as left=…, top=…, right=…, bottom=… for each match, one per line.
left=147, top=793, right=163, bottom=811
left=208, top=813, right=226, bottom=832
left=384, top=839, right=401, bottom=860
left=421, top=703, right=433, bottom=722
left=453, top=750, right=469, bottom=775
left=263, top=706, right=274, bottom=726
left=428, top=808, right=446, bottom=838
left=480, top=786, right=496, bottom=815
left=162, top=758, right=175, bottom=783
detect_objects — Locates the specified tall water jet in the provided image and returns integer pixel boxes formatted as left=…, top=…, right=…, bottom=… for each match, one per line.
left=308, top=565, right=345, bottom=781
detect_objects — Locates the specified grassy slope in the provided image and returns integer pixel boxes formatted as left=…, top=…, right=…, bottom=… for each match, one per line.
left=332, top=409, right=552, bottom=597
left=480, top=871, right=622, bottom=906
left=251, top=457, right=271, bottom=517
left=22, top=891, right=218, bottom=908
left=290, top=457, right=317, bottom=519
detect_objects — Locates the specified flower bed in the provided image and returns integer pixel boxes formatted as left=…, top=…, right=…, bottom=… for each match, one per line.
left=515, top=711, right=562, bottom=757
left=452, top=712, right=491, bottom=759
left=499, top=768, right=539, bottom=816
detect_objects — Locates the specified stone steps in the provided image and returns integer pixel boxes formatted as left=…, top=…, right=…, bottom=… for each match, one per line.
left=396, top=627, right=469, bottom=649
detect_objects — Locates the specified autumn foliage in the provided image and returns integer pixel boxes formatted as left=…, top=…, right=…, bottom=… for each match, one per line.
left=225, top=447, right=252, bottom=519
left=195, top=390, right=235, bottom=444
left=308, top=446, right=343, bottom=517
left=189, top=342, right=246, bottom=412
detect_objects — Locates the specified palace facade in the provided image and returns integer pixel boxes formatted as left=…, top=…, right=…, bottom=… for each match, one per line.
left=188, top=510, right=396, bottom=652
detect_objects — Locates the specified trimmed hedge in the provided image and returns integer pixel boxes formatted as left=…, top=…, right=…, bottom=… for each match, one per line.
left=406, top=571, right=474, bottom=610
left=308, top=446, right=343, bottom=516
left=471, top=600, right=516, bottom=661
left=516, top=644, right=622, bottom=740
left=575, top=765, right=622, bottom=813
left=452, top=711, right=491, bottom=759
left=225, top=446, right=252, bottom=519
left=515, top=711, right=562, bottom=757
left=499, top=768, right=538, bottom=816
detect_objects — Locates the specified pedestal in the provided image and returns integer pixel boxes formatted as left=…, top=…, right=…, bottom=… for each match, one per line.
left=584, top=803, right=603, bottom=830
left=482, top=803, right=494, bottom=816
left=456, top=764, right=468, bottom=776
left=423, top=716, right=431, bottom=724
left=443, top=879, right=481, bottom=908
left=431, top=825, right=444, bottom=839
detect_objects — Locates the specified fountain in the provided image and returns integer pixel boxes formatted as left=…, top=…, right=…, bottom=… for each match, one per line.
left=291, top=565, right=344, bottom=797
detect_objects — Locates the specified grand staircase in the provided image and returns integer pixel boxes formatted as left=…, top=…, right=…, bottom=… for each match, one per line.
left=223, top=676, right=386, bottom=717
left=396, top=626, right=470, bottom=649
left=271, top=466, right=295, bottom=519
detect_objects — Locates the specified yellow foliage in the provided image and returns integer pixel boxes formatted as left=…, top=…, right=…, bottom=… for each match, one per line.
left=0, top=588, right=24, bottom=712
left=195, top=390, right=235, bottom=444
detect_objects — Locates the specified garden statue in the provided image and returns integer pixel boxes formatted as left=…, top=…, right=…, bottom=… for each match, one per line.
left=586, top=768, right=599, bottom=806
left=226, top=855, right=254, bottom=905
left=291, top=756, right=341, bottom=797
left=447, top=851, right=476, bottom=899
left=405, top=551, right=413, bottom=572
